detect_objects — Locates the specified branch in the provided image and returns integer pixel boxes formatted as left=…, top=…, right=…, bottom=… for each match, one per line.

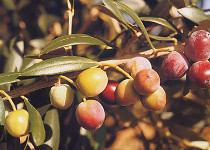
left=2, top=43, right=184, bottom=100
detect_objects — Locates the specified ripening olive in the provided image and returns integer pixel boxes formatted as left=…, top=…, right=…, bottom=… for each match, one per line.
left=50, top=84, right=74, bottom=109
left=184, top=30, right=210, bottom=61
left=188, top=61, right=210, bottom=88
left=161, top=51, right=189, bottom=80
left=115, top=79, right=140, bottom=106
left=76, top=68, right=108, bottom=97
left=134, top=69, right=160, bottom=95
left=5, top=109, right=30, bottom=137
left=141, top=86, right=166, bottom=111
left=99, top=80, right=119, bottom=104
left=124, top=57, right=152, bottom=77
left=75, top=100, right=105, bottom=130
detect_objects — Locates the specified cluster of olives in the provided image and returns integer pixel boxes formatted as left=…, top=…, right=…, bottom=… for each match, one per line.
left=118, top=57, right=166, bottom=111
left=50, top=68, right=107, bottom=130
left=4, top=30, right=208, bottom=137
left=162, top=30, right=210, bottom=88
left=50, top=57, right=167, bottom=130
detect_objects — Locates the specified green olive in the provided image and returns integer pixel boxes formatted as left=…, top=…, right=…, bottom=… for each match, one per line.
left=5, top=109, right=30, bottom=137
left=50, top=84, right=74, bottom=109
left=76, top=68, right=108, bottom=97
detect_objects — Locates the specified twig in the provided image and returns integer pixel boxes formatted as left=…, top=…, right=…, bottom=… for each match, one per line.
left=2, top=43, right=184, bottom=100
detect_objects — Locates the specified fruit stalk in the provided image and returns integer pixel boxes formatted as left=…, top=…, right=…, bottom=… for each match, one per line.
left=58, top=75, right=77, bottom=88
left=58, top=75, right=87, bottom=102
left=0, top=90, right=16, bottom=111
left=100, top=63, right=134, bottom=81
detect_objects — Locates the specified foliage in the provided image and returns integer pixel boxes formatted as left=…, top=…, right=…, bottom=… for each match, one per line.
left=0, top=0, right=209, bottom=150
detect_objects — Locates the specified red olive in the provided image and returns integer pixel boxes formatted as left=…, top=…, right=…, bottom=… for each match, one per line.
left=99, top=80, right=119, bottom=104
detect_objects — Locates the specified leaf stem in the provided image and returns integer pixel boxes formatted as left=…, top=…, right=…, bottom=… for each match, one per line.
left=0, top=90, right=16, bottom=111
left=100, top=63, right=134, bottom=81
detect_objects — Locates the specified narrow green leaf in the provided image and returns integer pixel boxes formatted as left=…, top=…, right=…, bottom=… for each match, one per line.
left=23, top=98, right=46, bottom=146
left=43, top=109, right=60, bottom=150
left=149, top=35, right=177, bottom=42
left=178, top=7, right=210, bottom=24
left=0, top=97, right=5, bottom=125
left=168, top=0, right=185, bottom=8
left=140, top=17, right=178, bottom=32
left=40, top=34, right=107, bottom=55
left=21, top=56, right=100, bottom=76
left=37, top=104, right=51, bottom=117
left=115, top=2, right=155, bottom=49
left=95, top=5, right=127, bottom=26
left=0, top=72, right=21, bottom=86
left=102, top=0, right=128, bottom=26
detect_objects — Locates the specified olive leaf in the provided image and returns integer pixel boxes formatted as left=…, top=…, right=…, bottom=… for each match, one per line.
left=0, top=72, right=21, bottom=86
left=42, top=109, right=60, bottom=150
left=149, top=35, right=177, bottom=42
left=178, top=7, right=210, bottom=24
left=140, top=17, right=178, bottom=32
left=115, top=2, right=155, bottom=49
left=23, top=98, right=46, bottom=146
left=95, top=5, right=128, bottom=26
left=37, top=104, right=51, bottom=117
left=40, top=34, right=107, bottom=55
left=102, top=0, right=128, bottom=26
left=21, top=56, right=100, bottom=76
